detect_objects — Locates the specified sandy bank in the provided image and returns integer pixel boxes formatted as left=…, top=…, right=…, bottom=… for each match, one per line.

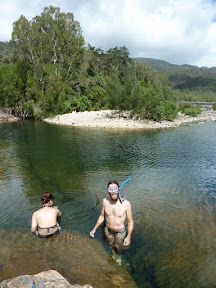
left=0, top=109, right=19, bottom=123
left=44, top=109, right=216, bottom=130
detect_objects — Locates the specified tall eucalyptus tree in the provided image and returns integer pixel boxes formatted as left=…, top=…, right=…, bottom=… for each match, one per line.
left=12, top=6, right=85, bottom=116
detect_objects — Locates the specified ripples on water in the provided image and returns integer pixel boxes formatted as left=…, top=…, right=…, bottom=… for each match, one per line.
left=0, top=121, right=216, bottom=287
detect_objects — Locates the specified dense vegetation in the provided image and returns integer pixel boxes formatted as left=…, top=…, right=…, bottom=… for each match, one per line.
left=0, top=6, right=213, bottom=121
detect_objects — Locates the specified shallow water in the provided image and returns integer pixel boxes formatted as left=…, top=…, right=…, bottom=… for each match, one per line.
left=0, top=121, right=216, bottom=287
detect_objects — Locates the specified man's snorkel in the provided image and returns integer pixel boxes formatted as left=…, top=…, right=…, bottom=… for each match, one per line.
left=119, top=178, right=131, bottom=204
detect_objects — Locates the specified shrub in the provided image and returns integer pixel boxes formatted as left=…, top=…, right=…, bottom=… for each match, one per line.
left=178, top=103, right=193, bottom=113
left=184, top=106, right=201, bottom=117
left=179, top=103, right=201, bottom=117
left=163, top=101, right=178, bottom=121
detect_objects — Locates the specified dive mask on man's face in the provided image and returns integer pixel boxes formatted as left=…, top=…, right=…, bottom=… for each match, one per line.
left=108, top=186, right=119, bottom=194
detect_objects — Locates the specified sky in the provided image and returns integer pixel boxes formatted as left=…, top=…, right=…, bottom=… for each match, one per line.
left=1, top=0, right=216, bottom=68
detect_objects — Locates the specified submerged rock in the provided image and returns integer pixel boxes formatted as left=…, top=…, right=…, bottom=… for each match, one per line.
left=0, top=229, right=137, bottom=288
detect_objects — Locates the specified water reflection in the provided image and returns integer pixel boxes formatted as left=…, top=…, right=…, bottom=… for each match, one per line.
left=0, top=121, right=216, bottom=287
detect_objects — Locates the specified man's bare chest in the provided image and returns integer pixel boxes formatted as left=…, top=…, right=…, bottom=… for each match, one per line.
left=105, top=205, right=126, bottom=217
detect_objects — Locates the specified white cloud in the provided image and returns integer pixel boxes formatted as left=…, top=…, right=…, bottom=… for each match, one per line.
left=1, top=0, right=216, bottom=67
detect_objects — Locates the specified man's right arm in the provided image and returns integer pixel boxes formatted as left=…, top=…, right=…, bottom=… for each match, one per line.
left=90, top=199, right=105, bottom=238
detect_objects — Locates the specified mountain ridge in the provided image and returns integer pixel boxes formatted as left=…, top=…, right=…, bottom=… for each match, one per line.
left=133, top=57, right=215, bottom=73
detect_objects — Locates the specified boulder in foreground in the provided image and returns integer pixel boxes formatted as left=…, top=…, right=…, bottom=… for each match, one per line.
left=0, top=270, right=92, bottom=288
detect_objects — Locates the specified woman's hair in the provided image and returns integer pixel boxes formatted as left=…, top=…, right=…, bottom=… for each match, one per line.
left=107, top=180, right=119, bottom=189
left=41, top=193, right=54, bottom=204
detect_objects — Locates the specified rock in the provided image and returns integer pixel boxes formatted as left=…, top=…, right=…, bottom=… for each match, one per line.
left=0, top=270, right=93, bottom=287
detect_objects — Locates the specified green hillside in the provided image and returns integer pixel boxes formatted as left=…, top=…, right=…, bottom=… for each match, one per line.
left=133, top=57, right=198, bottom=73
left=133, top=57, right=216, bottom=101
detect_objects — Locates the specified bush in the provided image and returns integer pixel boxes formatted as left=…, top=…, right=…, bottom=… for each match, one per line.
left=213, top=103, right=216, bottom=110
left=184, top=106, right=201, bottom=117
left=179, top=103, right=201, bottom=117
left=163, top=101, right=178, bottom=121
left=178, top=103, right=193, bottom=113
left=143, top=100, right=178, bottom=122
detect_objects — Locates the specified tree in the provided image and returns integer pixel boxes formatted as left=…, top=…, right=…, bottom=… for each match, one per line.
left=106, top=66, right=126, bottom=115
left=0, top=63, right=21, bottom=110
left=105, top=46, right=133, bottom=82
left=12, top=6, right=85, bottom=116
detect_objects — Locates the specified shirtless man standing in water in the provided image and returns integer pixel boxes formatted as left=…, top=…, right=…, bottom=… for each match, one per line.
left=31, top=193, right=62, bottom=238
left=90, top=181, right=134, bottom=253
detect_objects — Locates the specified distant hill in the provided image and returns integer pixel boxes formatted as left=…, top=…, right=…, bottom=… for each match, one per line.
left=133, top=57, right=192, bottom=73
left=133, top=57, right=216, bottom=100
left=133, top=57, right=211, bottom=74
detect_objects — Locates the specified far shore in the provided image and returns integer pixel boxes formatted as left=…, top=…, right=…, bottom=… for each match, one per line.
left=0, top=109, right=20, bottom=123
left=43, top=109, right=216, bottom=130
left=1, top=109, right=216, bottom=130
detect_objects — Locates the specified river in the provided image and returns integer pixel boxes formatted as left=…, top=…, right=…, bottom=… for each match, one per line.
left=0, top=120, right=216, bottom=287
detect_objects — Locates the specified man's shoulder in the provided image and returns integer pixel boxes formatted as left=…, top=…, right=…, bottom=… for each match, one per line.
left=102, top=197, right=113, bottom=206
left=122, top=199, right=131, bottom=206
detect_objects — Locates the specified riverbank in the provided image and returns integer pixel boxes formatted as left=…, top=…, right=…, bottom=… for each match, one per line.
left=44, top=109, right=216, bottom=129
left=0, top=109, right=19, bottom=123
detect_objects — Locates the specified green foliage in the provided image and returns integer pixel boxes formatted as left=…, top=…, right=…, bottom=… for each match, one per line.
left=0, top=41, right=13, bottom=63
left=106, top=66, right=126, bottom=113
left=160, top=101, right=177, bottom=122
left=178, top=103, right=201, bottom=117
left=178, top=103, right=192, bottom=112
left=62, top=93, right=91, bottom=113
left=184, top=107, right=201, bottom=117
left=86, top=85, right=106, bottom=110
left=213, top=104, right=216, bottom=110
left=11, top=6, right=86, bottom=117
left=0, top=63, right=21, bottom=108
left=128, top=70, right=177, bottom=121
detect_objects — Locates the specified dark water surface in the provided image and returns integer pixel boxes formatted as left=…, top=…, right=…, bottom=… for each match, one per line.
left=0, top=121, right=216, bottom=287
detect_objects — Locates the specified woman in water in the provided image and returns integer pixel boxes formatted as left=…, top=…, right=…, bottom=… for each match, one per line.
left=31, top=193, right=62, bottom=238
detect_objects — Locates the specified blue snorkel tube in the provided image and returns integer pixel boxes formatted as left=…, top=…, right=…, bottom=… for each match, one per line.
left=119, top=178, right=131, bottom=203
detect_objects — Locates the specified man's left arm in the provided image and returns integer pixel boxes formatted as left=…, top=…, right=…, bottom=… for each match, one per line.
left=123, top=201, right=134, bottom=246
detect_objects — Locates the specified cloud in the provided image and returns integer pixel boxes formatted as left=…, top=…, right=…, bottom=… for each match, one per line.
left=1, top=0, right=216, bottom=67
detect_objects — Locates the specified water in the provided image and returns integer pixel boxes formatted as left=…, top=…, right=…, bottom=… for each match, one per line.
left=0, top=120, right=216, bottom=287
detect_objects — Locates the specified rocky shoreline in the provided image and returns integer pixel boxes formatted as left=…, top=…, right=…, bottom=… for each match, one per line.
left=0, top=109, right=19, bottom=123
left=1, top=108, right=216, bottom=129
left=44, top=109, right=216, bottom=130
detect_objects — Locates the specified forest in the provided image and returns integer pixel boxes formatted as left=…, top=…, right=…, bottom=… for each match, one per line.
left=0, top=6, right=215, bottom=121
